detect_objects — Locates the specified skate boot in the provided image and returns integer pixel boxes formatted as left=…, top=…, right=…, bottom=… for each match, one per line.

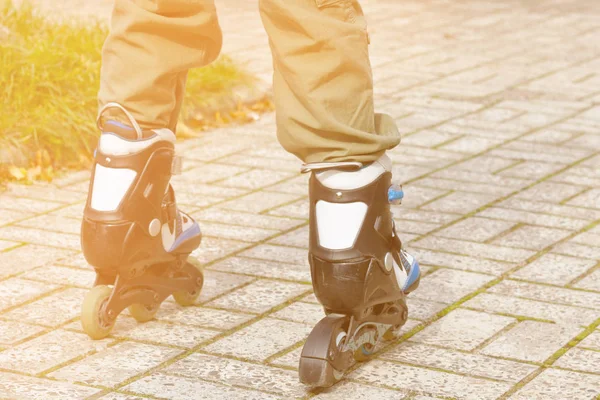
left=80, top=103, right=204, bottom=340
left=298, top=154, right=420, bottom=387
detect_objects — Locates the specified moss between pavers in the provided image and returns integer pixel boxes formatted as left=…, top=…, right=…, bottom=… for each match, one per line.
left=0, top=1, right=272, bottom=184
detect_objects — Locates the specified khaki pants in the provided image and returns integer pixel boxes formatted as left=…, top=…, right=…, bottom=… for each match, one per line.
left=98, top=0, right=400, bottom=163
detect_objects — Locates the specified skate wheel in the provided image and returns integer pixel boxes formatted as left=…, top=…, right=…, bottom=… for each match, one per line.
left=172, top=258, right=204, bottom=306
left=128, top=303, right=159, bottom=322
left=299, top=357, right=344, bottom=388
left=354, top=342, right=375, bottom=362
left=81, top=285, right=115, bottom=340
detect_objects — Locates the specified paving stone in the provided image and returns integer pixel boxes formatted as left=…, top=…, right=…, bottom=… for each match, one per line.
left=0, top=208, right=34, bottom=227
left=266, top=198, right=309, bottom=220
left=477, top=207, right=589, bottom=230
left=569, top=232, right=600, bottom=249
left=434, top=217, right=515, bottom=242
left=395, top=218, right=440, bottom=235
left=219, top=191, right=302, bottom=213
left=49, top=341, right=182, bottom=387
left=383, top=342, right=536, bottom=382
left=567, top=188, right=600, bottom=209
left=573, top=269, right=600, bottom=292
left=156, top=302, right=254, bottom=330
left=498, top=198, right=600, bottom=222
left=414, top=177, right=516, bottom=196
left=554, top=348, right=600, bottom=374
left=125, top=372, right=281, bottom=400
left=406, top=297, right=447, bottom=321
left=411, top=309, right=515, bottom=351
left=464, top=293, right=598, bottom=326
left=200, top=221, right=279, bottom=243
left=493, top=225, right=573, bottom=251
left=210, top=256, right=310, bottom=282
left=0, top=278, right=58, bottom=311
left=490, top=279, right=600, bottom=310
left=217, top=168, right=297, bottom=190
left=482, top=320, right=581, bottom=362
left=317, top=381, right=410, bottom=399
left=113, top=318, right=218, bottom=348
left=0, top=239, right=20, bottom=251
left=421, top=191, right=498, bottom=214
left=511, top=253, right=596, bottom=286
left=413, top=248, right=515, bottom=275
left=499, top=161, right=566, bottom=180
left=511, top=368, right=600, bottom=399
left=413, top=236, right=535, bottom=263
left=0, top=244, right=75, bottom=278
left=578, top=331, right=600, bottom=350
left=0, top=226, right=80, bottom=250
left=413, top=268, right=494, bottom=304
left=0, top=320, right=45, bottom=346
left=0, top=371, right=100, bottom=399
left=192, top=208, right=302, bottom=231
left=22, top=265, right=95, bottom=288
left=0, top=195, right=65, bottom=213
left=454, top=155, right=516, bottom=173
left=239, top=244, right=307, bottom=265
left=440, top=136, right=504, bottom=153
left=396, top=209, right=459, bottom=225
left=351, top=360, right=512, bottom=400
left=268, top=225, right=309, bottom=248
left=2, top=288, right=86, bottom=327
left=17, top=214, right=82, bottom=235
left=98, top=394, right=146, bottom=400
left=269, top=346, right=302, bottom=369
left=271, top=301, right=325, bottom=326
left=207, top=279, right=308, bottom=314
left=190, top=236, right=250, bottom=264
left=0, top=329, right=111, bottom=374
left=514, top=181, right=584, bottom=203
left=204, top=318, right=311, bottom=361
left=164, top=352, right=306, bottom=397
left=432, top=169, right=531, bottom=188
left=197, top=270, right=255, bottom=303
left=552, top=242, right=600, bottom=260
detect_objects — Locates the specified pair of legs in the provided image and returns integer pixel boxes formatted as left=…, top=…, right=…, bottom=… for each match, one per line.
left=81, top=0, right=420, bottom=388
left=98, top=0, right=400, bottom=162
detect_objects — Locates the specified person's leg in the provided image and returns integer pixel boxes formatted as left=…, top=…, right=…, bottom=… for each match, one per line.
left=259, top=0, right=420, bottom=387
left=98, top=0, right=222, bottom=132
left=81, top=0, right=221, bottom=340
left=259, top=0, right=399, bottom=164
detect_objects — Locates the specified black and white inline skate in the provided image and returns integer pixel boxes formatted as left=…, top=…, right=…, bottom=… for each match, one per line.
left=80, top=103, right=204, bottom=340
left=299, top=153, right=420, bottom=387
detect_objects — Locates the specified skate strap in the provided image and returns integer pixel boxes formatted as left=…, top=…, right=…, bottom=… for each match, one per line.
left=97, top=102, right=144, bottom=140
left=301, top=161, right=363, bottom=174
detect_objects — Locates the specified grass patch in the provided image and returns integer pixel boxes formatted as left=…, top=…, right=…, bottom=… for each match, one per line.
left=0, top=1, right=270, bottom=183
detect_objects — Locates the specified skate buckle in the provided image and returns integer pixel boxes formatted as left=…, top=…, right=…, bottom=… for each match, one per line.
left=388, top=184, right=404, bottom=205
left=171, top=155, right=183, bottom=175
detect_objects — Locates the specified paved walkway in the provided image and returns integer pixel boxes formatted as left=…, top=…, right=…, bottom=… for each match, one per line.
left=1, top=0, right=600, bottom=399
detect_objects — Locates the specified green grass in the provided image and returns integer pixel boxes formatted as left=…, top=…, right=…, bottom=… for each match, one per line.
left=0, top=1, right=259, bottom=182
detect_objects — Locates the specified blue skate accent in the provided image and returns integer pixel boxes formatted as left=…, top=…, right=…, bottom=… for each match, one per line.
left=388, top=186, right=404, bottom=204
left=169, top=222, right=201, bottom=253
left=105, top=120, right=135, bottom=131
left=402, top=257, right=421, bottom=293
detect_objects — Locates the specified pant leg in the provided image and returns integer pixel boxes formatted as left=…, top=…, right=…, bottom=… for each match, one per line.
left=259, top=0, right=400, bottom=164
left=98, top=0, right=222, bottom=131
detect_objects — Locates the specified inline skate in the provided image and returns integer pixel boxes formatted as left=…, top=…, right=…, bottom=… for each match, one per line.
left=80, top=103, right=204, bottom=340
left=298, top=153, right=421, bottom=387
